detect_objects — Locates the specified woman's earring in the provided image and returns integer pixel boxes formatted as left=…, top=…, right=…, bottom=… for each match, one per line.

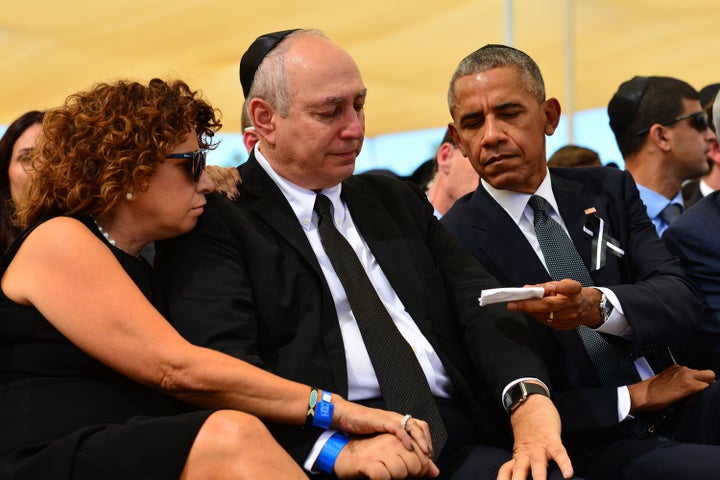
left=126, top=192, right=134, bottom=201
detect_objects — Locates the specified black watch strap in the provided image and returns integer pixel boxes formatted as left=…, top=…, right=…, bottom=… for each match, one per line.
left=503, top=381, right=550, bottom=413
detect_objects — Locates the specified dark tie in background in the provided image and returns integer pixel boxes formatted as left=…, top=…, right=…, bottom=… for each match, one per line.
left=314, top=194, right=447, bottom=459
left=528, top=195, right=641, bottom=387
left=659, top=203, right=682, bottom=226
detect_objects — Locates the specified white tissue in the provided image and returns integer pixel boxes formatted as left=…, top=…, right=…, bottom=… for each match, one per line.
left=478, top=287, right=544, bottom=306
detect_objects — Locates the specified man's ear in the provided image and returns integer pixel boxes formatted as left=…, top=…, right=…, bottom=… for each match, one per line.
left=709, top=138, right=720, bottom=166
left=448, top=123, right=467, bottom=157
left=436, top=143, right=455, bottom=174
left=249, top=98, right=275, bottom=143
left=648, top=124, right=672, bottom=152
left=543, top=98, right=561, bottom=135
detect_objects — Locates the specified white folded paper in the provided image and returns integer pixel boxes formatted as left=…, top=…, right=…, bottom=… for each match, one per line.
left=478, top=287, right=544, bottom=306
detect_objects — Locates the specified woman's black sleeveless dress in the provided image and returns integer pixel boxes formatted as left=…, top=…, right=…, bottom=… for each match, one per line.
left=0, top=216, right=214, bottom=479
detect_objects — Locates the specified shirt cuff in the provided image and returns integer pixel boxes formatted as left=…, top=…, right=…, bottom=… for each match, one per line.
left=303, top=429, right=338, bottom=474
left=593, top=287, right=632, bottom=337
left=617, top=385, right=632, bottom=422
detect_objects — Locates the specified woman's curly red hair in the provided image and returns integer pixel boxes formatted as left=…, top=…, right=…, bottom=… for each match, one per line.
left=15, top=78, right=222, bottom=228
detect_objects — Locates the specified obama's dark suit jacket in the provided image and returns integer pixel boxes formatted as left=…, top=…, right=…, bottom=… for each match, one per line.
left=442, top=167, right=703, bottom=445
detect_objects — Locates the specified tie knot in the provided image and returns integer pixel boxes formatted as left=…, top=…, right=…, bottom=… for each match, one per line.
left=314, top=194, right=333, bottom=219
left=528, top=195, right=548, bottom=216
left=659, top=203, right=682, bottom=225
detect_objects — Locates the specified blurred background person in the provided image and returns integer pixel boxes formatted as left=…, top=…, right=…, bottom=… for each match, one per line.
left=0, top=110, right=44, bottom=254
left=241, top=99, right=259, bottom=152
left=547, top=145, right=602, bottom=168
left=608, top=76, right=714, bottom=235
left=682, top=83, right=720, bottom=208
left=425, top=128, right=478, bottom=217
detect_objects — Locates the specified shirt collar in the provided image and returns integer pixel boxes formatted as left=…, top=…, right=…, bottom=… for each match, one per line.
left=254, top=148, right=345, bottom=230
left=482, top=167, right=559, bottom=225
left=635, top=184, right=684, bottom=218
left=699, top=179, right=714, bottom=197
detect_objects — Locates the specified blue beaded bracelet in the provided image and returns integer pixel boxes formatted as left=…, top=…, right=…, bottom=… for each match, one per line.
left=317, top=432, right=350, bottom=474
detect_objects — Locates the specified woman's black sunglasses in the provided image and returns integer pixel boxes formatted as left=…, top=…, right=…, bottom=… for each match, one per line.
left=166, top=150, right=207, bottom=182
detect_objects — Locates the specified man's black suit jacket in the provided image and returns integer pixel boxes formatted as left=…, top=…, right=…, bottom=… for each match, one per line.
left=155, top=154, right=550, bottom=463
left=664, top=190, right=720, bottom=373
left=441, top=166, right=703, bottom=443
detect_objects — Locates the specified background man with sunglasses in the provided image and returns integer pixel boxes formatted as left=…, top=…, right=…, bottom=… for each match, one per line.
left=441, top=44, right=720, bottom=479
left=608, top=76, right=715, bottom=236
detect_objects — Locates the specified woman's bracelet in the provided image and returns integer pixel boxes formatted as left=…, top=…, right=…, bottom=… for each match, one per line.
left=306, top=387, right=334, bottom=429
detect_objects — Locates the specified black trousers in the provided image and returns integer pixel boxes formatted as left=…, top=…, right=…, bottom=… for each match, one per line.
left=361, top=397, right=580, bottom=480
left=576, top=381, right=720, bottom=479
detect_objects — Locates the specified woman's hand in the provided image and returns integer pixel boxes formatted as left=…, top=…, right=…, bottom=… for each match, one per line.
left=205, top=165, right=242, bottom=201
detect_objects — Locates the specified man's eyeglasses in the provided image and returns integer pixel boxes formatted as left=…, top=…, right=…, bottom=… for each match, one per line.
left=166, top=149, right=207, bottom=182
left=637, top=111, right=709, bottom=136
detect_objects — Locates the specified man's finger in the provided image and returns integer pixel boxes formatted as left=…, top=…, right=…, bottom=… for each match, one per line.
left=530, top=458, right=548, bottom=480
left=695, top=369, right=717, bottom=384
left=550, top=448, right=575, bottom=479
left=497, top=460, right=515, bottom=480
left=510, top=454, right=531, bottom=480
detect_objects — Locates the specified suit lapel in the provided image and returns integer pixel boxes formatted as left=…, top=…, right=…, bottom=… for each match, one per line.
left=240, top=154, right=323, bottom=276
left=469, top=186, right=550, bottom=286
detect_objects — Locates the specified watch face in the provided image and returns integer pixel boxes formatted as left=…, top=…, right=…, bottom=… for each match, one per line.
left=504, top=382, right=550, bottom=412
left=599, top=294, right=613, bottom=323
left=504, top=382, right=527, bottom=412
left=602, top=298, right=614, bottom=321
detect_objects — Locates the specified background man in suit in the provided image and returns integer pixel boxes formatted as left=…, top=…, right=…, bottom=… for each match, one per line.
left=607, top=76, right=714, bottom=236
left=441, top=43, right=720, bottom=479
left=664, top=92, right=720, bottom=373
left=155, top=30, right=574, bottom=480
left=682, top=83, right=720, bottom=208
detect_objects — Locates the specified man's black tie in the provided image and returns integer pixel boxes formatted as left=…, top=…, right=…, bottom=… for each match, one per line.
left=659, top=203, right=682, bottom=226
left=314, top=194, right=447, bottom=459
left=528, top=195, right=640, bottom=387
